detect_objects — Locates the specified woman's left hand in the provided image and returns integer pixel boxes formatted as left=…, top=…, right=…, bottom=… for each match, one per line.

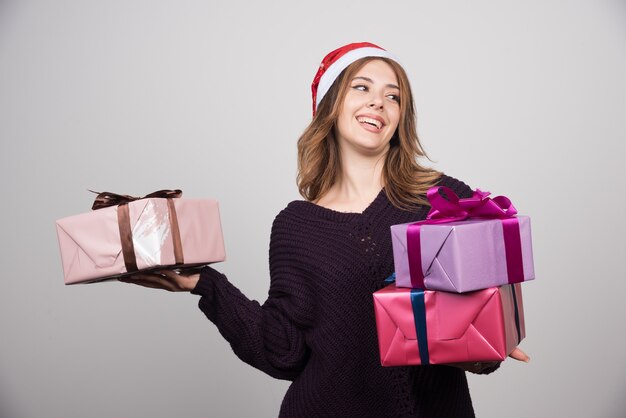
left=450, top=360, right=501, bottom=374
left=119, top=269, right=200, bottom=292
left=508, top=347, right=530, bottom=362
left=449, top=347, right=530, bottom=374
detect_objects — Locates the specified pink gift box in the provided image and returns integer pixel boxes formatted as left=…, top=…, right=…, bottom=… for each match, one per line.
left=56, top=196, right=225, bottom=284
left=373, top=282, right=525, bottom=366
left=391, top=216, right=535, bottom=292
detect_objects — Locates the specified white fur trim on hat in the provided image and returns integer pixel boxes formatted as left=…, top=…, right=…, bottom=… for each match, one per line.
left=316, top=47, right=399, bottom=109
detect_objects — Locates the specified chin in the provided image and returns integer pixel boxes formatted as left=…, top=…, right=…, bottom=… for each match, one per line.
left=354, top=140, right=390, bottom=154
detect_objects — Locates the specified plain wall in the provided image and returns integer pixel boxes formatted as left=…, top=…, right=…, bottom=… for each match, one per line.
left=1, top=0, right=625, bottom=417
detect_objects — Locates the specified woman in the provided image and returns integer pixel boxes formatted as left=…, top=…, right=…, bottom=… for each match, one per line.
left=123, top=42, right=529, bottom=417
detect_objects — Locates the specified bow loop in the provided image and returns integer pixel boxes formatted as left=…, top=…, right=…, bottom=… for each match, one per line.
left=90, top=189, right=183, bottom=210
left=426, top=186, right=467, bottom=219
left=426, top=187, right=516, bottom=221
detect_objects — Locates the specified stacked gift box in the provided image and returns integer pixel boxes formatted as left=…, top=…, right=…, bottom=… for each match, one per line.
left=373, top=186, right=534, bottom=366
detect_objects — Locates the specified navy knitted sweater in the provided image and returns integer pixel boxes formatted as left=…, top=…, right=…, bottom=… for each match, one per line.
left=192, top=175, right=489, bottom=417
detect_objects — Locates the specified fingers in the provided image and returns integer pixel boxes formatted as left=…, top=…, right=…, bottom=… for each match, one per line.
left=118, top=269, right=200, bottom=292
left=119, top=277, right=166, bottom=290
left=156, top=269, right=200, bottom=291
left=156, top=269, right=184, bottom=282
left=477, top=361, right=500, bottom=374
left=446, top=361, right=498, bottom=374
left=119, top=273, right=180, bottom=292
left=508, top=347, right=530, bottom=363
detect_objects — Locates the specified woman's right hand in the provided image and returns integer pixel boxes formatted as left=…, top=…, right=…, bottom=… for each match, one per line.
left=118, top=269, right=200, bottom=292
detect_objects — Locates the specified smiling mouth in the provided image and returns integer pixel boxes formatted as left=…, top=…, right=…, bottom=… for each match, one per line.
left=357, top=116, right=384, bottom=130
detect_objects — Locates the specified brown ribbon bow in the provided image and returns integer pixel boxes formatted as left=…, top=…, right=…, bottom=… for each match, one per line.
left=88, top=189, right=184, bottom=273
left=90, top=189, right=182, bottom=210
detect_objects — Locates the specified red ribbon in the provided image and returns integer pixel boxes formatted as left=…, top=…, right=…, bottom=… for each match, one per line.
left=407, top=187, right=524, bottom=288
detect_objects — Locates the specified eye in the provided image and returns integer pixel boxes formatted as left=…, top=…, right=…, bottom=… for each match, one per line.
left=387, top=94, right=400, bottom=103
left=352, top=84, right=368, bottom=92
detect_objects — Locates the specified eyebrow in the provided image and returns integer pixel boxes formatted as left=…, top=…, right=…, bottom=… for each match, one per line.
left=352, top=76, right=399, bottom=90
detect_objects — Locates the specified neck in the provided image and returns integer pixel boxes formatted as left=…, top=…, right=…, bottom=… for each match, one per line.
left=333, top=143, right=388, bottom=202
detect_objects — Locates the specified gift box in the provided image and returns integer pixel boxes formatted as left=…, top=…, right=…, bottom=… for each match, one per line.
left=391, top=187, right=535, bottom=292
left=373, top=282, right=525, bottom=366
left=56, top=190, right=225, bottom=284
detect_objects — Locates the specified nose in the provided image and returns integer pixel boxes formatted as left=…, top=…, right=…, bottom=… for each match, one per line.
left=367, top=89, right=383, bottom=111
left=368, top=95, right=384, bottom=110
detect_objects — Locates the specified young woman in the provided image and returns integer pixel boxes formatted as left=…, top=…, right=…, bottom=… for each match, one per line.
left=123, top=42, right=529, bottom=417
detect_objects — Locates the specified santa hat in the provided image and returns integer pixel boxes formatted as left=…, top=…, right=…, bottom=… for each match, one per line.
left=311, top=42, right=399, bottom=116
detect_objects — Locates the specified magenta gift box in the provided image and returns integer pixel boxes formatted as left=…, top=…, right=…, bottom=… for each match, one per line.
left=373, top=282, right=525, bottom=366
left=391, top=216, right=535, bottom=292
left=56, top=197, right=225, bottom=284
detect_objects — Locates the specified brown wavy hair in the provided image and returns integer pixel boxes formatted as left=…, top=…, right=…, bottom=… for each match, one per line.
left=297, top=57, right=441, bottom=210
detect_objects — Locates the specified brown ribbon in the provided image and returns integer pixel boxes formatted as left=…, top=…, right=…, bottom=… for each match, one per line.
left=89, top=189, right=184, bottom=273
left=90, top=189, right=182, bottom=210
left=116, top=203, right=138, bottom=272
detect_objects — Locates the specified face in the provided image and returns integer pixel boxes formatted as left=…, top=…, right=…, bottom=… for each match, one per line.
left=335, top=59, right=401, bottom=155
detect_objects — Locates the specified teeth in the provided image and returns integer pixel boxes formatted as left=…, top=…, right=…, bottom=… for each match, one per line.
left=357, top=117, right=382, bottom=129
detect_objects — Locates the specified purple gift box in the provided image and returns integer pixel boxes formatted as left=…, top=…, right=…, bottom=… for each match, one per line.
left=391, top=217, right=534, bottom=292
left=391, top=186, right=535, bottom=292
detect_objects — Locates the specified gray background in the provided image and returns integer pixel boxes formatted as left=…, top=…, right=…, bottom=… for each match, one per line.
left=1, top=0, right=625, bottom=417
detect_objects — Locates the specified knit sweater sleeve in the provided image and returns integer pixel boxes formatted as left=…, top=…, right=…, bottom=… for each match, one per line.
left=438, top=173, right=474, bottom=199
left=190, top=212, right=312, bottom=381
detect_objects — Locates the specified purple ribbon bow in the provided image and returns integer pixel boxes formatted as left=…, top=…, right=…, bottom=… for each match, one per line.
left=426, top=186, right=517, bottom=220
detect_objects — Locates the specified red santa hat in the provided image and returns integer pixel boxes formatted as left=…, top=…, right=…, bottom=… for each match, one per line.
left=311, top=42, right=399, bottom=116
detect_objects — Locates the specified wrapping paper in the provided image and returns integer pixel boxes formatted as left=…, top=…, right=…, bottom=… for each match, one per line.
left=391, top=216, right=534, bottom=292
left=373, top=282, right=525, bottom=366
left=56, top=197, right=225, bottom=284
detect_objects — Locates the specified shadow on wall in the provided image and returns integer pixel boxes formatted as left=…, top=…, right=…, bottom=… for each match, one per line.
left=613, top=381, right=626, bottom=418
left=0, top=396, right=17, bottom=418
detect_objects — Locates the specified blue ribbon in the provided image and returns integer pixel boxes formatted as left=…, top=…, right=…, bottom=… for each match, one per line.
left=384, top=272, right=396, bottom=283
left=410, top=289, right=430, bottom=365
left=386, top=273, right=430, bottom=364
